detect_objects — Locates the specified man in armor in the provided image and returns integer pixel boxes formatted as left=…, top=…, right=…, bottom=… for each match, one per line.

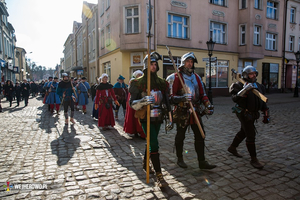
left=129, top=52, right=173, bottom=187
left=167, top=52, right=216, bottom=170
left=228, top=66, right=269, bottom=169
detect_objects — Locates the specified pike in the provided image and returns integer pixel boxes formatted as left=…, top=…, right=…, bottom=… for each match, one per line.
left=166, top=46, right=206, bottom=140
left=231, top=69, right=268, bottom=103
left=146, top=0, right=152, bottom=183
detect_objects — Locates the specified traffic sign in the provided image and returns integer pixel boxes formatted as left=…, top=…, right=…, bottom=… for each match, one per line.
left=202, top=57, right=217, bottom=62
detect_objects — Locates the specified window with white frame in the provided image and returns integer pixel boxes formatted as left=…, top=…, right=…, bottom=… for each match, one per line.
left=209, top=0, right=226, bottom=7
left=289, top=36, right=295, bottom=52
left=101, top=0, right=104, bottom=16
left=240, top=0, right=247, bottom=9
left=206, top=60, right=228, bottom=88
left=290, top=7, right=296, bottom=23
left=106, top=0, right=110, bottom=9
left=167, top=13, right=189, bottom=39
left=101, top=29, right=105, bottom=48
left=106, top=24, right=111, bottom=46
left=210, top=21, right=226, bottom=44
left=240, top=25, right=246, bottom=45
left=267, top=1, right=278, bottom=20
left=254, top=0, right=262, bottom=9
left=104, top=62, right=111, bottom=82
left=125, top=6, right=139, bottom=34
left=265, top=32, right=277, bottom=50
left=254, top=25, right=261, bottom=45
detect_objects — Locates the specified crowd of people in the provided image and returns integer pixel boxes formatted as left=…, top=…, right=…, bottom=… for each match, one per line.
left=0, top=52, right=270, bottom=188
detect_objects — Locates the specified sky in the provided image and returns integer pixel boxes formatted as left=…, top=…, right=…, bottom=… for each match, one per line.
left=6, top=0, right=98, bottom=69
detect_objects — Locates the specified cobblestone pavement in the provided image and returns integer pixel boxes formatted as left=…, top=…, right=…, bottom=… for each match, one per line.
left=0, top=93, right=299, bottom=200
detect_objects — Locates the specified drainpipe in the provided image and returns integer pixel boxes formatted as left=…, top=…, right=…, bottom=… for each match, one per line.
left=282, top=0, right=289, bottom=92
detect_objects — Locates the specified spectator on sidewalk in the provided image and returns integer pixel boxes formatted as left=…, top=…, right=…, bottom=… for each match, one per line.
left=21, top=79, right=31, bottom=107
left=4, top=80, right=14, bottom=107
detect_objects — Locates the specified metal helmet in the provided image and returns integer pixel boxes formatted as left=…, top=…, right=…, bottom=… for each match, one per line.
left=179, top=52, right=198, bottom=69
left=143, top=51, right=162, bottom=72
left=62, top=73, right=69, bottom=78
left=242, top=66, right=258, bottom=80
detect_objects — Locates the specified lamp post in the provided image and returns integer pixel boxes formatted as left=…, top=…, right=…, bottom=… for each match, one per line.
left=206, top=37, right=215, bottom=104
left=294, top=51, right=300, bottom=97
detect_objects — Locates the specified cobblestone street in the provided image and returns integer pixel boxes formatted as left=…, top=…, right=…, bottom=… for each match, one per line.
left=0, top=93, right=299, bottom=200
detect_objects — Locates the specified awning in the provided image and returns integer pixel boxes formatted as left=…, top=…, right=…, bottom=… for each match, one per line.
left=71, top=66, right=83, bottom=71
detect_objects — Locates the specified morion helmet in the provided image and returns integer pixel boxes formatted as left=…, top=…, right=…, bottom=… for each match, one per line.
left=179, top=52, right=198, bottom=69
left=62, top=73, right=69, bottom=78
left=242, top=65, right=258, bottom=81
left=143, top=51, right=162, bottom=72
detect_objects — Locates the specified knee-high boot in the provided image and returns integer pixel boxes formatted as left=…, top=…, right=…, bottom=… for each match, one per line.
left=246, top=142, right=263, bottom=169
left=142, top=149, right=154, bottom=174
left=228, top=136, right=244, bottom=158
left=151, top=153, right=168, bottom=187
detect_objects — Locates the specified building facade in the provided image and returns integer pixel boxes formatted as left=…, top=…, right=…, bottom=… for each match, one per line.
left=283, top=0, right=300, bottom=92
left=64, top=0, right=290, bottom=96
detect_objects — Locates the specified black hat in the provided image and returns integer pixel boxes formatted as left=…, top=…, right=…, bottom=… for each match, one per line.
left=49, top=76, right=53, bottom=79
left=81, top=77, right=87, bottom=80
left=54, top=77, right=58, bottom=79
left=71, top=77, right=74, bottom=79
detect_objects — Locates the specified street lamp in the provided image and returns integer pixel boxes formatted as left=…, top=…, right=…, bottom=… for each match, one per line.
left=294, top=51, right=300, bottom=97
left=206, top=37, right=215, bottom=104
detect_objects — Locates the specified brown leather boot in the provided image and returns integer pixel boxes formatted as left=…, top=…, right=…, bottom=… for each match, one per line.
left=156, top=172, right=168, bottom=188
left=250, top=157, right=264, bottom=169
left=228, top=145, right=243, bottom=158
left=70, top=118, right=76, bottom=124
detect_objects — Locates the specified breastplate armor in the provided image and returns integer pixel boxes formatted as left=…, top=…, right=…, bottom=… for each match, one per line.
left=141, top=90, right=164, bottom=118
left=179, top=73, right=200, bottom=104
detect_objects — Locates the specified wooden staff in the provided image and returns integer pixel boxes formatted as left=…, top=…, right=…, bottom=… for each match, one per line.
left=166, top=46, right=205, bottom=139
left=70, top=80, right=77, bottom=99
left=146, top=0, right=152, bottom=183
left=231, top=69, right=268, bottom=103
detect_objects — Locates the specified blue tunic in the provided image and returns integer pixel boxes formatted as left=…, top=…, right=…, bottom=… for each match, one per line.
left=45, top=82, right=61, bottom=104
left=56, top=81, right=77, bottom=102
left=77, top=82, right=91, bottom=105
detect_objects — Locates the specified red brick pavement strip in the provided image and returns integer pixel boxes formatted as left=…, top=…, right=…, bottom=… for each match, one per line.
left=0, top=93, right=299, bottom=199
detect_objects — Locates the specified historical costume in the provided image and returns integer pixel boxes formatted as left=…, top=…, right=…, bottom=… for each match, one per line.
left=45, top=77, right=61, bottom=114
left=113, top=75, right=128, bottom=120
left=94, top=73, right=120, bottom=130
left=167, top=52, right=216, bottom=170
left=129, top=52, right=173, bottom=187
left=228, top=66, right=269, bottom=169
left=123, top=70, right=145, bottom=139
left=56, top=73, right=76, bottom=125
left=77, top=77, right=91, bottom=114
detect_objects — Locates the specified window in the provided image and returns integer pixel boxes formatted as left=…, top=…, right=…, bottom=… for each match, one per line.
left=101, top=29, right=105, bottom=48
left=265, top=33, right=277, bottom=50
left=101, top=0, right=105, bottom=16
left=104, top=62, right=111, bottom=82
left=290, top=7, right=296, bottom=23
left=106, top=0, right=110, bottom=9
left=240, top=0, right=247, bottom=9
left=254, top=0, right=262, bottom=9
left=106, top=24, right=111, bottom=46
left=125, top=6, right=139, bottom=34
left=298, top=37, right=300, bottom=51
left=209, top=0, right=226, bottom=7
left=167, top=13, right=189, bottom=39
left=254, top=25, right=261, bottom=45
left=289, top=36, right=295, bottom=52
left=267, top=1, right=278, bottom=20
left=240, top=25, right=246, bottom=45
left=206, top=60, right=228, bottom=88
left=210, top=21, right=226, bottom=44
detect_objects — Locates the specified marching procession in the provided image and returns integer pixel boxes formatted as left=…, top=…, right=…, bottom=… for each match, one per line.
left=1, top=51, right=271, bottom=189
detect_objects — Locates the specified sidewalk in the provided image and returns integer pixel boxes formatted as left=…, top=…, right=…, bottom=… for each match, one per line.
left=0, top=93, right=299, bottom=199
